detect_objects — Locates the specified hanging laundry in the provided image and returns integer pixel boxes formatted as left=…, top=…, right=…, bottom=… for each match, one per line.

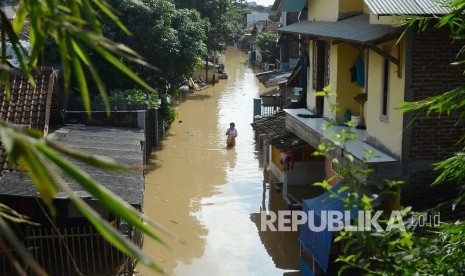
left=349, top=56, right=365, bottom=88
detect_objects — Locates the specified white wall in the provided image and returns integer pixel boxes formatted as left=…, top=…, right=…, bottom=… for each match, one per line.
left=246, top=12, right=269, bottom=27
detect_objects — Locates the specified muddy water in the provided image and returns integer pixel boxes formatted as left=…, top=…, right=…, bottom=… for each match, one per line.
left=139, top=47, right=300, bottom=276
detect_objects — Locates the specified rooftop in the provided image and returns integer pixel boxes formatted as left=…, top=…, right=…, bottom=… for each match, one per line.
left=0, top=124, right=145, bottom=206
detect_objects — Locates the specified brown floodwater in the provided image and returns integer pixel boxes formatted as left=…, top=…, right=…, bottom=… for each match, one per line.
left=138, top=47, right=300, bottom=276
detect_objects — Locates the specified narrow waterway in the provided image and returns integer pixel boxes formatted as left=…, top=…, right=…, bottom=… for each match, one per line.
left=139, top=47, right=300, bottom=276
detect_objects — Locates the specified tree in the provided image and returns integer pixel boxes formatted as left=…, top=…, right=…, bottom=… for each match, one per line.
left=269, top=10, right=281, bottom=22
left=0, top=0, right=165, bottom=274
left=173, top=0, right=246, bottom=51
left=256, top=32, right=279, bottom=63
left=77, top=0, right=207, bottom=94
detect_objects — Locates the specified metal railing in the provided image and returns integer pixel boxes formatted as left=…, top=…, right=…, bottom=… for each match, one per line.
left=260, top=95, right=284, bottom=117
left=1, top=224, right=143, bottom=275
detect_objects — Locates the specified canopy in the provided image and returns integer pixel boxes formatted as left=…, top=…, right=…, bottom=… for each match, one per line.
left=278, top=14, right=401, bottom=45
left=273, top=0, right=307, bottom=12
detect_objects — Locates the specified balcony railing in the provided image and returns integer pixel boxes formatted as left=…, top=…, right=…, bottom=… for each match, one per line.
left=260, top=95, right=285, bottom=117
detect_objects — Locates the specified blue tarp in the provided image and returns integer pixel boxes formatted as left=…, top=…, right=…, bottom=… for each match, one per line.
left=299, top=184, right=356, bottom=273
left=300, top=258, right=314, bottom=276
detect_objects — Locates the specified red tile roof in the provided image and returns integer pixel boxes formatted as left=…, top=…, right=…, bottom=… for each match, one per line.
left=1, top=67, right=58, bottom=130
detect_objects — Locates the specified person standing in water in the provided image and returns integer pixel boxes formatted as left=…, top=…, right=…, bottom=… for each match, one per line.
left=226, top=122, right=237, bottom=147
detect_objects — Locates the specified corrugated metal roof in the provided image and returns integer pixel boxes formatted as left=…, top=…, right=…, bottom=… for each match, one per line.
left=256, top=69, right=293, bottom=87
left=0, top=124, right=145, bottom=206
left=364, top=0, right=452, bottom=15
left=277, top=14, right=401, bottom=45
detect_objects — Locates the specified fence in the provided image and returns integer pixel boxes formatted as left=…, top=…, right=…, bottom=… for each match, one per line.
left=144, top=109, right=159, bottom=163
left=0, top=224, right=143, bottom=275
left=260, top=95, right=285, bottom=117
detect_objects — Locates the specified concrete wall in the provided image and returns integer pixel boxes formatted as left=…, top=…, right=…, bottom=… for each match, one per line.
left=365, top=39, right=405, bottom=158
left=246, top=13, right=269, bottom=27
left=192, top=67, right=219, bottom=84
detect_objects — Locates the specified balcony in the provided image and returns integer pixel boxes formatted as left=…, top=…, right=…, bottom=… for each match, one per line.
left=284, top=108, right=401, bottom=181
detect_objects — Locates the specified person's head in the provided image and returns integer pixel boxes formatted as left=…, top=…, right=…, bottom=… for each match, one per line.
left=230, top=122, right=235, bottom=128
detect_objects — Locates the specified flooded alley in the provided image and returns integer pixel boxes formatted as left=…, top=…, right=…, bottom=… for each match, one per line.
left=139, top=47, right=300, bottom=276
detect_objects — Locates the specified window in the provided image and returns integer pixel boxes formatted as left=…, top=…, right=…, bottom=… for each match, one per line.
left=381, top=54, right=390, bottom=120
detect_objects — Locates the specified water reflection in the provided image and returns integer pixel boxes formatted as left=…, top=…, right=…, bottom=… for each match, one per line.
left=139, top=47, right=300, bottom=276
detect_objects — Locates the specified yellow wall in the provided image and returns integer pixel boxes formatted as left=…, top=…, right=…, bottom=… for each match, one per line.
left=271, top=146, right=284, bottom=171
left=363, top=3, right=370, bottom=14
left=308, top=0, right=363, bottom=21
left=335, top=43, right=364, bottom=119
left=369, top=13, right=403, bottom=25
left=339, top=0, right=363, bottom=13
left=365, top=39, right=405, bottom=157
left=308, top=0, right=339, bottom=22
left=323, top=45, right=338, bottom=119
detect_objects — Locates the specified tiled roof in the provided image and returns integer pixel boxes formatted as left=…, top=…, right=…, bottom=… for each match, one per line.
left=0, top=68, right=56, bottom=130
left=0, top=67, right=58, bottom=171
left=251, top=111, right=306, bottom=148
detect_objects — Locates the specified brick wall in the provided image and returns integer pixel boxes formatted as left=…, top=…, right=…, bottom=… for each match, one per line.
left=286, top=12, right=300, bottom=60
left=409, top=25, right=465, bottom=162
left=403, top=25, right=465, bottom=213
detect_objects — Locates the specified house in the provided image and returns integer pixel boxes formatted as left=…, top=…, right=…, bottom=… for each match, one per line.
left=254, top=0, right=465, bottom=274
left=272, top=0, right=307, bottom=69
left=245, top=12, right=269, bottom=27
left=0, top=67, right=154, bottom=275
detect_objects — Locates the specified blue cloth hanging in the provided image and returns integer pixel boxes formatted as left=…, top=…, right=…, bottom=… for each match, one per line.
left=349, top=56, right=365, bottom=88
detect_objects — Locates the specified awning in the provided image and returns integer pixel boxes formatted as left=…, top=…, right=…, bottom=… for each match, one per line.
left=364, top=0, right=452, bottom=16
left=299, top=183, right=355, bottom=273
left=272, top=0, right=307, bottom=12
left=256, top=69, right=293, bottom=87
left=278, top=14, right=402, bottom=45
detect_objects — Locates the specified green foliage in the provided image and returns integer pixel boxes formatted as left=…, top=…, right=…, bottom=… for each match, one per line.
left=110, top=89, right=161, bottom=110
left=174, top=0, right=246, bottom=51
left=313, top=85, right=463, bottom=274
left=269, top=11, right=281, bottom=22
left=256, top=32, right=279, bottom=63
left=58, top=0, right=208, bottom=93
left=0, top=0, right=166, bottom=274
left=158, top=97, right=178, bottom=130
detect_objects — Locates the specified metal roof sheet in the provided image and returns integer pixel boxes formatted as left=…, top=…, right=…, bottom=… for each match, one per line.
left=256, top=69, right=293, bottom=87
left=277, top=14, right=401, bottom=45
left=364, top=0, right=452, bottom=15
left=0, top=124, right=145, bottom=206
